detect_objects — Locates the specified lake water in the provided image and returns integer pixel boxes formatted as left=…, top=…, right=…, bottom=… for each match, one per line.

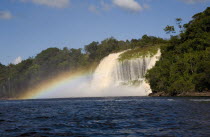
left=1, top=97, right=210, bottom=136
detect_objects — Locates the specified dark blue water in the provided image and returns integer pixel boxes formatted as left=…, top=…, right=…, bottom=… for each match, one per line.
left=1, top=97, right=210, bottom=137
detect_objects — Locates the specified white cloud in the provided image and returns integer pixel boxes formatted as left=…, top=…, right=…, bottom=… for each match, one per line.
left=13, top=56, right=22, bottom=65
left=20, top=0, right=70, bottom=8
left=0, top=11, right=13, bottom=20
left=101, top=0, right=112, bottom=11
left=180, top=0, right=210, bottom=3
left=88, top=5, right=100, bottom=14
left=88, top=1, right=112, bottom=14
left=112, top=0, right=143, bottom=12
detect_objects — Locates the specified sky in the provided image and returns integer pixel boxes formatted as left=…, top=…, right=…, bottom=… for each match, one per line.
left=0, top=0, right=209, bottom=65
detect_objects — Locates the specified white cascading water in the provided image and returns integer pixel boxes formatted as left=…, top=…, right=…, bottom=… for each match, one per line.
left=91, top=51, right=124, bottom=90
left=37, top=49, right=161, bottom=98
left=90, top=49, right=161, bottom=96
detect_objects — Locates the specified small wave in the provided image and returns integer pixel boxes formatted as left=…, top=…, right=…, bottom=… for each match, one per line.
left=34, top=116, right=51, bottom=119
left=39, top=127, right=51, bottom=131
left=0, top=119, right=6, bottom=122
left=190, top=99, right=210, bottom=102
left=19, top=132, right=38, bottom=137
left=115, top=100, right=125, bottom=102
left=5, top=128, right=20, bottom=132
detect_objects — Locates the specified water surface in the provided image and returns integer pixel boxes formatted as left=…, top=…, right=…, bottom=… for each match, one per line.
left=1, top=97, right=210, bottom=136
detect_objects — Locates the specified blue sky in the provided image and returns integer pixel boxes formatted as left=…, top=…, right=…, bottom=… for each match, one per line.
left=0, top=0, right=209, bottom=65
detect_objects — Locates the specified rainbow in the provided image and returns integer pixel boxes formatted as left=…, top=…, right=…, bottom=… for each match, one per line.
left=20, top=70, right=91, bottom=99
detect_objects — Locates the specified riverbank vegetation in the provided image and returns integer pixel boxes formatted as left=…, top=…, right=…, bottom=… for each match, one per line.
left=0, top=7, right=209, bottom=98
left=146, top=7, right=210, bottom=96
left=118, top=44, right=162, bottom=61
left=0, top=35, right=165, bottom=99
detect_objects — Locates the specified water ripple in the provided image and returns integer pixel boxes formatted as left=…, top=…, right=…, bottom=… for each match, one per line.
left=0, top=97, right=210, bottom=136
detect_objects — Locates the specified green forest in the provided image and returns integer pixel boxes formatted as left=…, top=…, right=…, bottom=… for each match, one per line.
left=146, top=7, right=210, bottom=96
left=0, top=34, right=165, bottom=99
left=0, top=7, right=209, bottom=99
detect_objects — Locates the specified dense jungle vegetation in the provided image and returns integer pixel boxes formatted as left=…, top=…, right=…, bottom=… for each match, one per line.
left=0, top=35, right=165, bottom=98
left=1, top=7, right=209, bottom=98
left=146, top=7, right=210, bottom=96
left=118, top=44, right=162, bottom=61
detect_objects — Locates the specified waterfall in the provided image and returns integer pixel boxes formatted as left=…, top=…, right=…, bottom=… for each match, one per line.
left=91, top=52, right=124, bottom=90
left=36, top=49, right=161, bottom=98
left=91, top=49, right=161, bottom=96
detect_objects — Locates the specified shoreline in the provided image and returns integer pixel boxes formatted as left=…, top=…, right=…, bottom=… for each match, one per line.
left=1, top=93, right=210, bottom=101
left=149, top=92, right=210, bottom=97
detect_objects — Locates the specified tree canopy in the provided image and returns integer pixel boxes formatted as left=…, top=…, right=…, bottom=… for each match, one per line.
left=0, top=35, right=165, bottom=99
left=146, top=7, right=210, bottom=95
